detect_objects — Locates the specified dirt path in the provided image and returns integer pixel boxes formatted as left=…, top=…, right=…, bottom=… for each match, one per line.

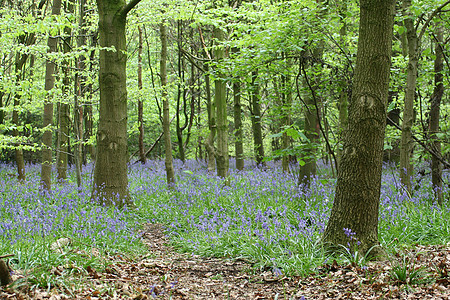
left=1, top=224, right=450, bottom=299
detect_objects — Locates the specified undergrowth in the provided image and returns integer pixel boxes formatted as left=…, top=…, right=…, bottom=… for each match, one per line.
left=0, top=159, right=449, bottom=288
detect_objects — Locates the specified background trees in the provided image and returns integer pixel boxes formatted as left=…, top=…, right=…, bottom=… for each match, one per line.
left=0, top=0, right=448, bottom=208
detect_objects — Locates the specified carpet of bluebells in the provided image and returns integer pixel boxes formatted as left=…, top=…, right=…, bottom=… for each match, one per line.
left=1, top=159, right=450, bottom=277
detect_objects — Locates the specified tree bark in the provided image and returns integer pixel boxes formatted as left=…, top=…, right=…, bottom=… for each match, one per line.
left=322, top=0, right=395, bottom=257
left=233, top=77, right=244, bottom=171
left=92, top=0, right=141, bottom=205
left=137, top=25, right=146, bottom=164
left=41, top=0, right=62, bottom=191
left=13, top=33, right=33, bottom=182
left=399, top=0, right=418, bottom=194
left=205, top=62, right=216, bottom=173
left=57, top=0, right=74, bottom=182
left=337, top=0, right=348, bottom=166
left=250, top=70, right=265, bottom=166
left=214, top=27, right=229, bottom=178
left=160, top=21, right=175, bottom=186
left=429, top=22, right=444, bottom=205
left=281, top=61, right=292, bottom=173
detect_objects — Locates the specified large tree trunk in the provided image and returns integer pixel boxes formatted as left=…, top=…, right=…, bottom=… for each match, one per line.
left=137, top=25, right=146, bottom=164
left=399, top=0, right=418, bottom=194
left=41, top=0, right=62, bottom=191
left=429, top=22, right=444, bottom=205
left=92, top=0, right=141, bottom=205
left=213, top=27, right=229, bottom=177
left=322, top=0, right=395, bottom=257
left=250, top=70, right=265, bottom=166
left=160, top=22, right=175, bottom=185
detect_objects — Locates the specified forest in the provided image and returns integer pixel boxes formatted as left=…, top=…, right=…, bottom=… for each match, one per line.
left=0, top=0, right=450, bottom=298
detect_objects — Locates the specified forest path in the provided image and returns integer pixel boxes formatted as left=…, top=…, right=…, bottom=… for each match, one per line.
left=1, top=224, right=450, bottom=299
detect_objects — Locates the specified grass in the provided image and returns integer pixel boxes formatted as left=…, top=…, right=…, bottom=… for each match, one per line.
left=0, top=158, right=449, bottom=288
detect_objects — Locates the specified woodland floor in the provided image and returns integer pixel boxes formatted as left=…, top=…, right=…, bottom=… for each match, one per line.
left=1, top=224, right=450, bottom=300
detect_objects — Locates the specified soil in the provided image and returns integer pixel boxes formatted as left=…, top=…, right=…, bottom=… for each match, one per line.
left=1, top=224, right=450, bottom=299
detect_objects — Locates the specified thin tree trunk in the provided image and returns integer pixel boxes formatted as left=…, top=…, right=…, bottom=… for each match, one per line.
left=429, top=22, right=444, bottom=205
left=13, top=34, right=31, bottom=182
left=175, top=20, right=186, bottom=163
left=281, top=58, right=292, bottom=173
left=205, top=62, right=216, bottom=173
left=160, top=21, right=175, bottom=185
left=214, top=27, right=229, bottom=178
left=399, top=0, right=418, bottom=194
left=41, top=0, right=62, bottom=191
left=57, top=0, right=74, bottom=182
left=137, top=25, right=146, bottom=164
left=250, top=70, right=265, bottom=166
left=337, top=0, right=348, bottom=166
left=233, top=75, right=244, bottom=171
left=323, top=0, right=395, bottom=257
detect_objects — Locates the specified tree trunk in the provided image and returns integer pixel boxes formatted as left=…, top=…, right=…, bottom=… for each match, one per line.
left=57, top=0, right=74, bottom=182
left=429, top=22, right=444, bottom=205
left=160, top=21, right=175, bottom=185
left=399, top=0, right=418, bottom=194
left=205, top=62, right=216, bottom=173
left=322, top=0, right=395, bottom=257
left=41, top=0, right=62, bottom=192
left=214, top=27, right=229, bottom=178
left=13, top=33, right=31, bottom=182
left=250, top=70, right=265, bottom=166
left=337, top=0, right=348, bottom=166
left=92, top=0, right=141, bottom=205
left=137, top=25, right=146, bottom=164
left=233, top=78, right=244, bottom=171
left=281, top=63, right=292, bottom=173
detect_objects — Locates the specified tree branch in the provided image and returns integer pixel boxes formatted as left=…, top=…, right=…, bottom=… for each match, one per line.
left=120, top=0, right=142, bottom=16
left=417, top=0, right=450, bottom=42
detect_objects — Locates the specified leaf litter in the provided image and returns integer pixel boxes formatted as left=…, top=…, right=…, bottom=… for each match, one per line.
left=1, top=224, right=450, bottom=299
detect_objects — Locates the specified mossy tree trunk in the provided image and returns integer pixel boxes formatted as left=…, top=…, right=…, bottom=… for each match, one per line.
left=322, top=0, right=395, bottom=257
left=92, top=0, right=141, bottom=206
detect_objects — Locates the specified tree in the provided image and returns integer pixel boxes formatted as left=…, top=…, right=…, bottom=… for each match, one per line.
left=214, top=27, right=229, bottom=178
left=41, top=0, right=62, bottom=191
left=250, top=70, right=265, bottom=166
left=57, top=0, right=74, bottom=182
left=160, top=20, right=175, bottom=185
left=428, top=21, right=444, bottom=205
left=233, top=68, right=244, bottom=171
left=399, top=0, right=418, bottom=194
left=322, top=0, right=395, bottom=257
left=137, top=25, right=146, bottom=164
left=92, top=0, right=142, bottom=205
